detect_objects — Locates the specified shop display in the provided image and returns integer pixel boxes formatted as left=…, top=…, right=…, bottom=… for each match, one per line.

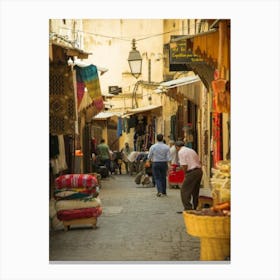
left=183, top=159, right=231, bottom=260
left=57, top=207, right=102, bottom=221
left=210, top=160, right=231, bottom=205
left=183, top=209, right=230, bottom=261
left=55, top=173, right=98, bottom=189
left=54, top=173, right=102, bottom=231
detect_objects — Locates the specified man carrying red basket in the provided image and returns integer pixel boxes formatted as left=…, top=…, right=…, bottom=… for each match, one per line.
left=175, top=141, right=203, bottom=213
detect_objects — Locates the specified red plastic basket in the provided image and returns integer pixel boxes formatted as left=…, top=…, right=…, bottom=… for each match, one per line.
left=168, top=165, right=185, bottom=184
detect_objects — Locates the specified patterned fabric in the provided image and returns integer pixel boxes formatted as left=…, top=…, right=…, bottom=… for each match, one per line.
left=55, top=174, right=98, bottom=189
left=57, top=206, right=102, bottom=221
left=92, top=96, right=104, bottom=111
left=78, top=90, right=93, bottom=112
left=212, top=79, right=230, bottom=113
left=76, top=81, right=85, bottom=106
left=74, top=65, right=104, bottom=111
left=85, top=79, right=101, bottom=99
left=74, top=65, right=98, bottom=83
left=49, top=63, right=76, bottom=135
left=54, top=186, right=100, bottom=200
left=212, top=112, right=222, bottom=167
left=55, top=197, right=101, bottom=212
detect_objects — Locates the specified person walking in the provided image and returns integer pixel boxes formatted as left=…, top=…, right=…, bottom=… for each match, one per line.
left=121, top=142, right=132, bottom=174
left=96, top=139, right=111, bottom=174
left=169, top=140, right=179, bottom=165
left=168, top=139, right=180, bottom=189
left=127, top=150, right=140, bottom=175
left=148, top=134, right=170, bottom=197
left=175, top=141, right=203, bottom=212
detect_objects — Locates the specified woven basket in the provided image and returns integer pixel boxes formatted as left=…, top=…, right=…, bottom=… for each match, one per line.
left=200, top=237, right=230, bottom=261
left=183, top=211, right=230, bottom=260
left=183, top=211, right=230, bottom=238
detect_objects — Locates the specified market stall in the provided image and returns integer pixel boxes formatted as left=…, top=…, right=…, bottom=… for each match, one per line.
left=183, top=160, right=231, bottom=261
left=54, top=173, right=102, bottom=231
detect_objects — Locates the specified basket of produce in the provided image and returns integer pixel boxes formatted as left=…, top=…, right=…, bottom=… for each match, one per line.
left=183, top=203, right=230, bottom=261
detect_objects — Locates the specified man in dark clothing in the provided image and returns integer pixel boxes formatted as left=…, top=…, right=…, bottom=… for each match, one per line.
left=96, top=139, right=111, bottom=174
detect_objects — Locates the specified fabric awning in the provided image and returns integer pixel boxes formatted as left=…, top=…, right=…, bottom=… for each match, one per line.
left=158, top=75, right=200, bottom=89
left=92, top=111, right=122, bottom=120
left=122, top=105, right=162, bottom=118
left=155, top=75, right=202, bottom=106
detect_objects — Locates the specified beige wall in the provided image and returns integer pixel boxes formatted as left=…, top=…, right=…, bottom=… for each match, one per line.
left=82, top=19, right=164, bottom=95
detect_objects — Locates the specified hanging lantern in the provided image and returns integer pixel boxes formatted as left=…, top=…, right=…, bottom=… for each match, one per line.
left=127, top=39, right=142, bottom=79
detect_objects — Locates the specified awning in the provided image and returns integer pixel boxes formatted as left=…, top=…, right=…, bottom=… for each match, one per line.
left=92, top=111, right=122, bottom=120
left=102, top=92, right=115, bottom=97
left=49, top=41, right=92, bottom=61
left=155, top=75, right=200, bottom=93
left=122, top=105, right=162, bottom=118
left=160, top=75, right=200, bottom=88
left=155, top=75, right=202, bottom=106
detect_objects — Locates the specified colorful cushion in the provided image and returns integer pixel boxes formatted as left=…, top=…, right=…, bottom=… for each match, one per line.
left=55, top=174, right=98, bottom=189
left=54, top=186, right=100, bottom=200
left=55, top=197, right=102, bottom=212
left=57, top=207, right=102, bottom=221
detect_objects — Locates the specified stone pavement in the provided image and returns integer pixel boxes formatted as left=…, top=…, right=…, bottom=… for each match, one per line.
left=49, top=174, right=200, bottom=262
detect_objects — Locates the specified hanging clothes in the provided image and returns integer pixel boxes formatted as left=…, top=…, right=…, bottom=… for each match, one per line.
left=76, top=81, right=85, bottom=107
left=57, top=135, right=68, bottom=172
left=50, top=134, right=59, bottom=158
left=212, top=112, right=223, bottom=167
left=170, top=115, right=176, bottom=140
left=212, top=79, right=230, bottom=113
left=117, top=117, right=123, bottom=137
left=50, top=135, right=68, bottom=175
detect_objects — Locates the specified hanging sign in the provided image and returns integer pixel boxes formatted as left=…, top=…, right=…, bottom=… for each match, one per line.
left=169, top=36, right=204, bottom=64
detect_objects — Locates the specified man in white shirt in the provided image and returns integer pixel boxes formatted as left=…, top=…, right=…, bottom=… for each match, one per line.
left=175, top=141, right=203, bottom=212
left=169, top=140, right=178, bottom=165
left=148, top=134, right=170, bottom=197
left=168, top=140, right=179, bottom=189
left=121, top=142, right=132, bottom=174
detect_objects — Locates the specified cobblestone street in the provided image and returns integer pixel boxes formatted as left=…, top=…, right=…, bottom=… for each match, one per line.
left=49, top=174, right=200, bottom=262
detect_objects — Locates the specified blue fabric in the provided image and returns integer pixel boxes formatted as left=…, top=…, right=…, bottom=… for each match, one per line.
left=117, top=117, right=122, bottom=137
left=74, top=65, right=98, bottom=83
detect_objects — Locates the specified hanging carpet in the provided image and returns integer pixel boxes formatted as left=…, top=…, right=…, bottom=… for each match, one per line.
left=74, top=64, right=104, bottom=112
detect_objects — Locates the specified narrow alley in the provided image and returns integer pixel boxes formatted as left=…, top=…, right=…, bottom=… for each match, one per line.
left=49, top=174, right=200, bottom=262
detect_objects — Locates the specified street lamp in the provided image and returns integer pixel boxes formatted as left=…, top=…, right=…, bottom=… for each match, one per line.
left=127, top=39, right=142, bottom=79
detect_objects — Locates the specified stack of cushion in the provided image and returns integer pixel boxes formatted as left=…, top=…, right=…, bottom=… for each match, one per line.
left=54, top=174, right=102, bottom=222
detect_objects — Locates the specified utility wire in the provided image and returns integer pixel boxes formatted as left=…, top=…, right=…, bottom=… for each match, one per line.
left=57, top=23, right=203, bottom=43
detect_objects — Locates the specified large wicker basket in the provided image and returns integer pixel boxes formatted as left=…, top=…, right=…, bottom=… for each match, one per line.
left=183, top=211, right=230, bottom=261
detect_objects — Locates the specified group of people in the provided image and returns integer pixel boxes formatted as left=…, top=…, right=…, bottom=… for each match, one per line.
left=93, top=134, right=203, bottom=212
left=147, top=134, right=203, bottom=213
left=92, top=139, right=123, bottom=175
